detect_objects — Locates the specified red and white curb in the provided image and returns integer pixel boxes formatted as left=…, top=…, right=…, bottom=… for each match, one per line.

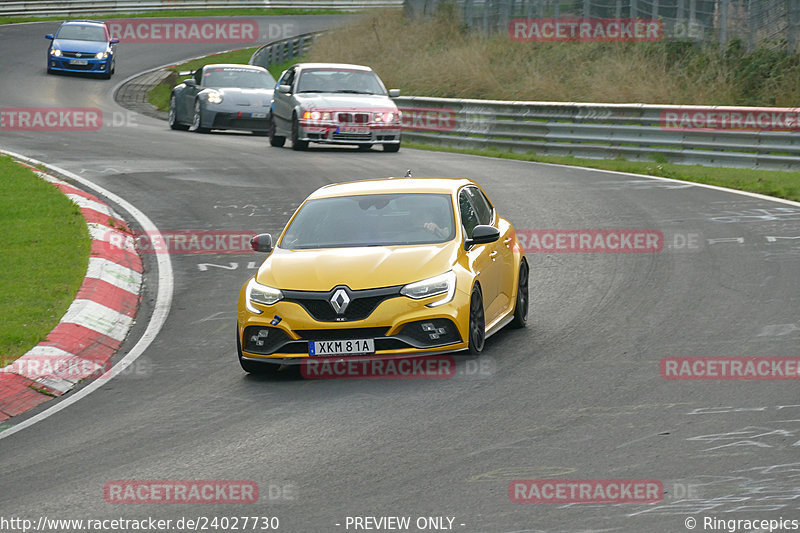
left=0, top=163, right=143, bottom=421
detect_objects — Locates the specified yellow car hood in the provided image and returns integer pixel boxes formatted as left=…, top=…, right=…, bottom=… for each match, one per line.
left=256, top=243, right=459, bottom=291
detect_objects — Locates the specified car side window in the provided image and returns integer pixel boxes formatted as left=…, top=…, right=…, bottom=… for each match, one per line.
left=465, top=187, right=494, bottom=226
left=280, top=68, right=296, bottom=90
left=459, top=190, right=480, bottom=239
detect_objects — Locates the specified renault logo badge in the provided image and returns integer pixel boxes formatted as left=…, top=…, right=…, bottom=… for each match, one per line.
left=330, top=288, right=350, bottom=315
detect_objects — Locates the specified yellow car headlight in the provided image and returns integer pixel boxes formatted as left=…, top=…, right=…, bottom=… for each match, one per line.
left=400, top=270, right=456, bottom=307
left=245, top=278, right=283, bottom=314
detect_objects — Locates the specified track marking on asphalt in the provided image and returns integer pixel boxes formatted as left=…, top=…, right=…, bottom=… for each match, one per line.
left=0, top=150, right=173, bottom=440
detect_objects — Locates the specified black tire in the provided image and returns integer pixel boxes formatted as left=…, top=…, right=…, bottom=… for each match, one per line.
left=467, top=286, right=486, bottom=355
left=168, top=95, right=189, bottom=131
left=383, top=143, right=400, bottom=153
left=190, top=100, right=210, bottom=133
left=291, top=114, right=308, bottom=150
left=110, top=59, right=115, bottom=75
left=237, top=329, right=280, bottom=376
left=269, top=116, right=286, bottom=147
left=509, top=259, right=529, bottom=329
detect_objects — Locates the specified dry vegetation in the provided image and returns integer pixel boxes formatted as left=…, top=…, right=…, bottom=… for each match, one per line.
left=309, top=8, right=800, bottom=106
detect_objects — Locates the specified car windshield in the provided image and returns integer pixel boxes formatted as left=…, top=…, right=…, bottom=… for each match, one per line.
left=203, top=68, right=276, bottom=89
left=56, top=24, right=107, bottom=42
left=280, top=193, right=455, bottom=249
left=296, top=68, right=386, bottom=95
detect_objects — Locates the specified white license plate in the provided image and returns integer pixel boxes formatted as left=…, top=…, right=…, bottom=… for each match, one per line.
left=309, top=339, right=375, bottom=356
left=69, top=59, right=89, bottom=65
left=250, top=112, right=266, bottom=118
left=338, top=126, right=369, bottom=134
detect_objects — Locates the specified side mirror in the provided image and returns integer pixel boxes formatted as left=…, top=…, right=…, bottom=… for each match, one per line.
left=45, top=34, right=54, bottom=40
left=277, top=84, right=291, bottom=94
left=184, top=79, right=197, bottom=87
left=110, top=38, right=120, bottom=44
left=250, top=233, right=273, bottom=253
left=465, top=225, right=500, bottom=249
left=388, top=89, right=401, bottom=97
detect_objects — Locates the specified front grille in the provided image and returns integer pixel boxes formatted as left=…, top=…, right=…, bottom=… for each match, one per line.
left=212, top=115, right=269, bottom=130
left=296, top=327, right=390, bottom=340
left=337, top=112, right=369, bottom=124
left=332, top=132, right=372, bottom=141
left=283, top=285, right=402, bottom=322
left=62, top=51, right=97, bottom=58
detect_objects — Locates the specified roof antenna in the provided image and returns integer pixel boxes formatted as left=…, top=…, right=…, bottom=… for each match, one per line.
left=404, top=169, right=412, bottom=178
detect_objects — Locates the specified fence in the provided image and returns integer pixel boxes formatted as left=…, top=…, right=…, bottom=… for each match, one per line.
left=404, top=0, right=800, bottom=50
left=0, top=0, right=402, bottom=17
left=395, top=96, right=800, bottom=170
left=249, top=32, right=320, bottom=69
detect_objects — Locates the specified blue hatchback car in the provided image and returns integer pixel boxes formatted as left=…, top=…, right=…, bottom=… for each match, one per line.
left=46, top=20, right=119, bottom=78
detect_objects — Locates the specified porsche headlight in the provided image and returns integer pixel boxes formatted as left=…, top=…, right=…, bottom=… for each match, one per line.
left=95, top=51, right=108, bottom=59
left=207, top=91, right=223, bottom=104
left=50, top=49, right=62, bottom=56
left=400, top=271, right=456, bottom=307
left=245, top=278, right=283, bottom=314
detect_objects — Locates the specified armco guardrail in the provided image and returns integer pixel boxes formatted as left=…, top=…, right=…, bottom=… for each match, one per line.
left=395, top=96, right=800, bottom=170
left=0, top=0, right=401, bottom=17
left=249, top=32, right=320, bottom=69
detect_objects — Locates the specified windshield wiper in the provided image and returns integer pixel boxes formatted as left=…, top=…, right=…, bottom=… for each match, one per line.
left=333, top=90, right=375, bottom=94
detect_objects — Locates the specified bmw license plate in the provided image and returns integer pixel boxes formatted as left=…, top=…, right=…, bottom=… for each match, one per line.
left=309, top=339, right=375, bottom=356
left=338, top=125, right=370, bottom=134
left=250, top=112, right=266, bottom=118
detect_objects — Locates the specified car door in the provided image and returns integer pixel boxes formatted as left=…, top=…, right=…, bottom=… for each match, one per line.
left=466, top=186, right=515, bottom=322
left=459, top=187, right=501, bottom=326
left=179, top=67, right=202, bottom=120
left=272, top=66, right=297, bottom=133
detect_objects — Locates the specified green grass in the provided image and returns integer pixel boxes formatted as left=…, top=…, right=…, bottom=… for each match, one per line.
left=148, top=51, right=307, bottom=112
left=404, top=142, right=800, bottom=202
left=0, top=8, right=349, bottom=25
left=0, top=157, right=91, bottom=364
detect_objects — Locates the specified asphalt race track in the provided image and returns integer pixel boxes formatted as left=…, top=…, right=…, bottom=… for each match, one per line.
left=1, top=16, right=800, bottom=533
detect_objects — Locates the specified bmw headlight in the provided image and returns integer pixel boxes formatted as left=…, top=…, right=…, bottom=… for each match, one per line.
left=95, top=51, right=108, bottom=59
left=400, top=270, right=456, bottom=307
left=302, top=110, right=331, bottom=120
left=50, top=49, right=62, bottom=56
left=207, top=91, right=223, bottom=104
left=375, top=112, right=396, bottom=123
left=245, top=278, right=283, bottom=314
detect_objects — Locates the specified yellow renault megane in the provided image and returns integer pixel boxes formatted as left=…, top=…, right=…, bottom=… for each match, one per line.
left=236, top=176, right=528, bottom=375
